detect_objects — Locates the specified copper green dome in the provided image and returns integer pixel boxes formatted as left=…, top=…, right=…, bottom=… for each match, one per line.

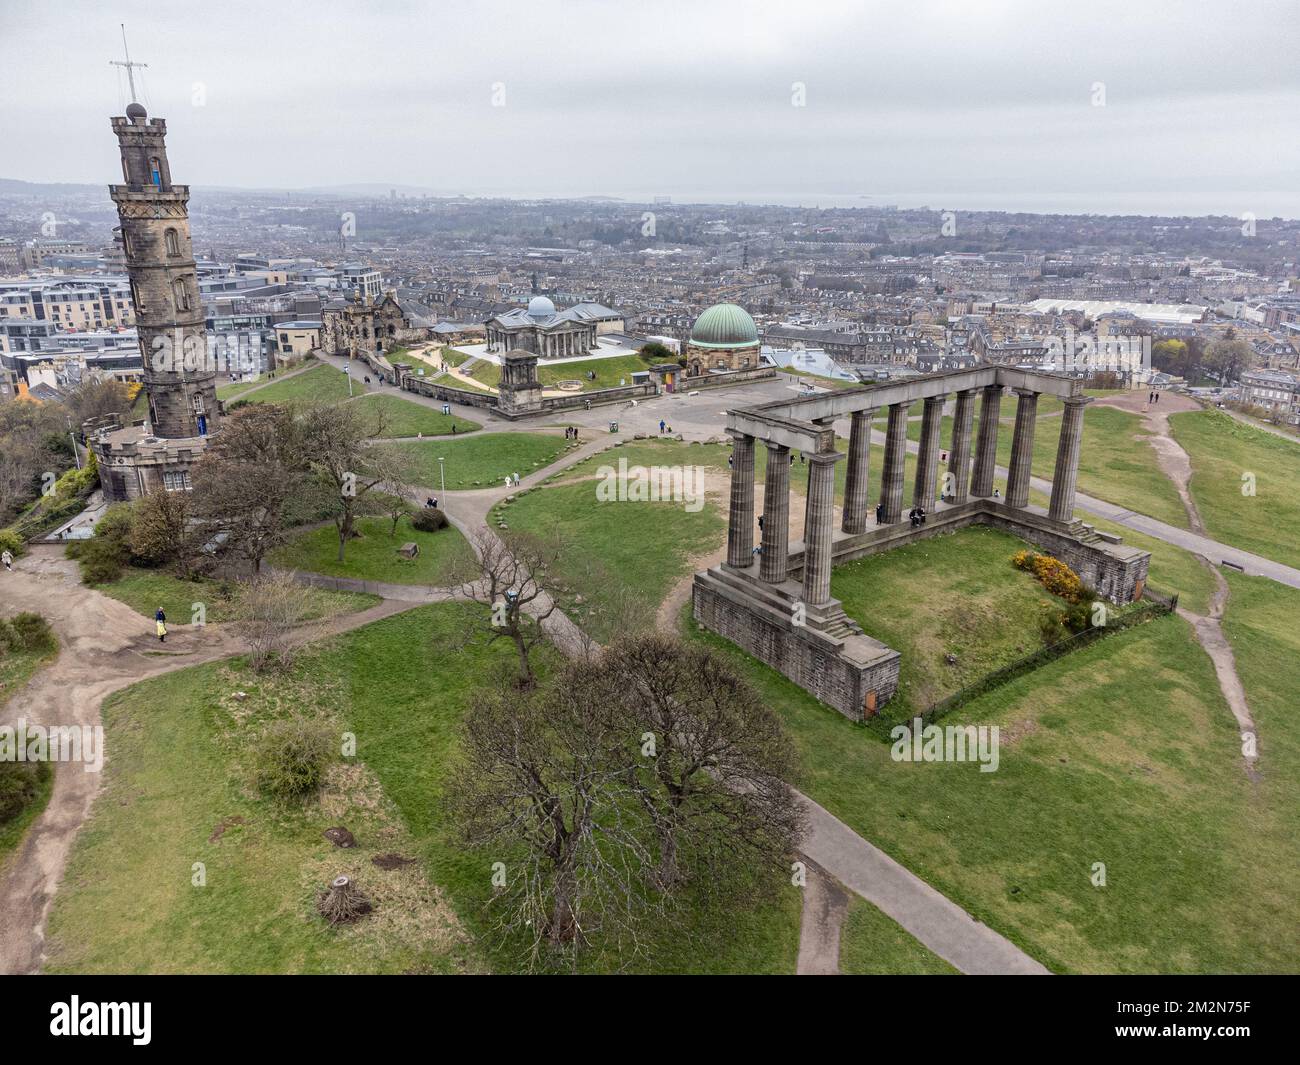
left=690, top=303, right=759, bottom=348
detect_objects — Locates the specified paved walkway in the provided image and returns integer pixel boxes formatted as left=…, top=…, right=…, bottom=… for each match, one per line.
left=798, top=794, right=1049, bottom=974
left=796, top=861, right=852, bottom=975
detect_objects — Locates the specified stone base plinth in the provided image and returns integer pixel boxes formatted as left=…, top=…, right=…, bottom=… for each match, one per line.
left=692, top=564, right=900, bottom=721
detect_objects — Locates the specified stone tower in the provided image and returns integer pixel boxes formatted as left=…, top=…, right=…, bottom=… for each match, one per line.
left=110, top=102, right=218, bottom=439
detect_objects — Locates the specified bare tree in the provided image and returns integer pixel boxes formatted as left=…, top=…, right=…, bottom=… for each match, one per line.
left=63, top=377, right=132, bottom=428
left=192, top=404, right=304, bottom=573
left=298, top=401, right=403, bottom=562
left=128, top=489, right=207, bottom=578
left=446, top=665, right=660, bottom=969
left=452, top=528, right=563, bottom=689
left=230, top=572, right=317, bottom=673
left=603, top=634, right=804, bottom=891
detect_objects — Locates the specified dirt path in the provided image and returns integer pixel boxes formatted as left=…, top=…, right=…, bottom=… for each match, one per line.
left=0, top=548, right=421, bottom=974
left=796, top=860, right=851, bottom=975
left=1177, top=566, right=1260, bottom=781
left=1094, top=391, right=1206, bottom=534
left=1093, top=393, right=1259, bottom=779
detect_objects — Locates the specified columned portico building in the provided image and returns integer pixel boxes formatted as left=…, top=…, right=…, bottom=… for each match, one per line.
left=694, top=366, right=1150, bottom=721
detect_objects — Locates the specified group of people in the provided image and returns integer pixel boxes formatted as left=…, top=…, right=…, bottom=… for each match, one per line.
left=503, top=472, right=522, bottom=487
left=657, top=420, right=675, bottom=434
left=908, top=505, right=928, bottom=528
left=564, top=426, right=579, bottom=440
left=1147, top=390, right=1161, bottom=405
left=424, top=495, right=439, bottom=509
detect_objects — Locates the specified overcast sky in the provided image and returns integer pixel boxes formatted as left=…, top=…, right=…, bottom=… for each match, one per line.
left=3, top=0, right=1297, bottom=216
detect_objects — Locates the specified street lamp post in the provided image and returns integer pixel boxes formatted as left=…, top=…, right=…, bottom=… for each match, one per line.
left=438, top=457, right=445, bottom=498
left=343, top=362, right=353, bottom=397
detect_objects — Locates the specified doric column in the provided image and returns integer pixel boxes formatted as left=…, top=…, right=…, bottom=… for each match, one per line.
left=760, top=442, right=791, bottom=583
left=913, top=394, right=944, bottom=508
left=946, top=388, right=977, bottom=504
left=841, top=408, right=873, bottom=533
left=970, top=383, right=1003, bottom=498
left=1049, top=396, right=1090, bottom=522
left=1005, top=388, right=1039, bottom=508
left=802, top=451, right=841, bottom=606
left=725, top=431, right=756, bottom=567
left=878, top=402, right=908, bottom=524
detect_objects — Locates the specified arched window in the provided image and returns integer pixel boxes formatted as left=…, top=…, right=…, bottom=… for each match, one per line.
left=172, top=278, right=191, bottom=313
left=130, top=279, right=145, bottom=312
left=149, top=157, right=162, bottom=186
left=164, top=229, right=180, bottom=257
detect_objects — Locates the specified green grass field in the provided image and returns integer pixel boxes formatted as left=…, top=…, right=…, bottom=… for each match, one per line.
left=463, top=353, right=655, bottom=393
left=500, top=463, right=726, bottom=641
left=838, top=896, right=960, bottom=975
left=271, top=515, right=475, bottom=586
left=352, top=393, right=481, bottom=438
left=1171, top=409, right=1300, bottom=569
left=232, top=363, right=354, bottom=407
left=91, top=566, right=379, bottom=623
left=687, top=596, right=1297, bottom=972
left=388, top=433, right=572, bottom=490
left=44, top=604, right=802, bottom=974
left=832, top=526, right=1082, bottom=720
left=0, top=638, right=57, bottom=709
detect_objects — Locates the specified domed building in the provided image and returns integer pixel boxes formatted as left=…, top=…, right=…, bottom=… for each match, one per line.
left=685, top=303, right=761, bottom=375
left=485, top=298, right=624, bottom=358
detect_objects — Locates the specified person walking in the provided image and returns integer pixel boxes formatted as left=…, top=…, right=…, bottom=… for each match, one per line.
left=659, top=419, right=666, bottom=434
left=1, top=548, right=13, bottom=572
left=155, top=608, right=167, bottom=643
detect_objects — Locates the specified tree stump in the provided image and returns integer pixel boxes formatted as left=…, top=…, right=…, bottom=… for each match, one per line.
left=317, top=875, right=373, bottom=924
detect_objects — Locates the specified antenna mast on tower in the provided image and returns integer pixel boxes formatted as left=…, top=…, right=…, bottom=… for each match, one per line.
left=109, top=24, right=148, bottom=103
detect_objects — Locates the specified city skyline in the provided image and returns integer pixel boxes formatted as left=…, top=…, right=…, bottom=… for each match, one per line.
left=2, top=0, right=1298, bottom=218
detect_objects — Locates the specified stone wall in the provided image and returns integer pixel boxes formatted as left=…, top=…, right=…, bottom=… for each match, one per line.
left=790, top=499, right=1151, bottom=605
left=677, top=366, right=777, bottom=390
left=693, top=572, right=901, bottom=721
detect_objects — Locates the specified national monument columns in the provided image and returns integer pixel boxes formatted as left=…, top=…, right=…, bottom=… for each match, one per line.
left=725, top=431, right=755, bottom=568
left=1006, top=387, right=1039, bottom=508
left=802, top=451, right=842, bottom=606
left=760, top=441, right=792, bottom=583
left=1049, top=396, right=1091, bottom=523
left=841, top=408, right=873, bottom=534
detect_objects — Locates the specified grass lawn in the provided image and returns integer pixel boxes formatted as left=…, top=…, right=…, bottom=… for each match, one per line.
left=1171, top=409, right=1300, bottom=570
left=686, top=589, right=1297, bottom=972
left=91, top=566, right=379, bottom=623
left=43, top=654, right=477, bottom=974
left=536, top=354, right=652, bottom=391
left=0, top=638, right=58, bottom=708
left=45, top=604, right=801, bottom=974
left=271, top=515, right=475, bottom=586
left=838, top=896, right=960, bottom=975
left=0, top=639, right=59, bottom=868
left=499, top=464, right=727, bottom=642
left=388, top=433, right=573, bottom=490
left=352, top=393, right=481, bottom=438
left=831, top=526, right=1082, bottom=722
left=233, top=362, right=354, bottom=407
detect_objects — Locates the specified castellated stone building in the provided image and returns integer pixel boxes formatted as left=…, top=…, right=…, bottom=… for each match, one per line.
left=89, top=102, right=219, bottom=502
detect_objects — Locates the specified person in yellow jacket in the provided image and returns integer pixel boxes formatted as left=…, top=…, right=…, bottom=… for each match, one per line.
left=155, top=607, right=167, bottom=643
